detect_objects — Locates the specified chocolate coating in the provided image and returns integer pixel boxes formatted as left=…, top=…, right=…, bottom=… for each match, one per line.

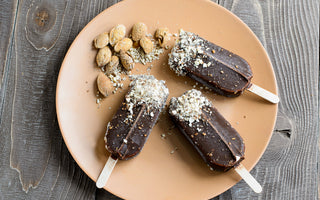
left=104, top=75, right=168, bottom=160
left=105, top=101, right=161, bottom=160
left=169, top=31, right=253, bottom=97
left=170, top=101, right=245, bottom=171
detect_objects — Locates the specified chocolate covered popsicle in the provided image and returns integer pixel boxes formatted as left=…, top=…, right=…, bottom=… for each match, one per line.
left=169, top=89, right=244, bottom=171
left=169, top=89, right=262, bottom=192
left=97, top=75, right=168, bottom=188
left=105, top=75, right=169, bottom=160
left=169, top=30, right=279, bottom=103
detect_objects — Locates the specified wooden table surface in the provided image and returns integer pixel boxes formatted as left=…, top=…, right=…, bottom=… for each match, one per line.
left=0, top=0, right=318, bottom=199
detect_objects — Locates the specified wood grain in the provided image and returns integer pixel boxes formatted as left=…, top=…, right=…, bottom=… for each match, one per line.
left=0, top=0, right=318, bottom=199
left=0, top=0, right=117, bottom=199
left=0, top=1, right=17, bottom=84
left=215, top=0, right=319, bottom=199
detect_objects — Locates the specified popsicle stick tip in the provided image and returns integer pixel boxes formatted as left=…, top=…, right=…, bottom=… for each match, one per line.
left=234, top=164, right=262, bottom=193
left=96, top=181, right=105, bottom=189
left=96, top=156, right=118, bottom=188
left=247, top=84, right=279, bottom=104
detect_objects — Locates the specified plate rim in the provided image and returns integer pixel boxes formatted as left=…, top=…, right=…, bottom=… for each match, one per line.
left=56, top=0, right=279, bottom=198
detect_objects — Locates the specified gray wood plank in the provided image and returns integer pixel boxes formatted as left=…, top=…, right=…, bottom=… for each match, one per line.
left=216, top=0, right=319, bottom=199
left=0, top=0, right=17, bottom=83
left=0, top=0, right=318, bottom=200
left=0, top=1, right=18, bottom=121
left=0, top=0, right=116, bottom=199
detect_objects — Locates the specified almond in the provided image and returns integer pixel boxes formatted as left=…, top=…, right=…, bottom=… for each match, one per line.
left=105, top=56, right=119, bottom=75
left=93, top=32, right=109, bottom=48
left=120, top=51, right=134, bottom=71
left=140, top=37, right=153, bottom=54
left=114, top=38, right=133, bottom=52
left=96, top=46, right=112, bottom=67
left=97, top=72, right=112, bottom=97
left=109, top=24, right=126, bottom=46
left=131, top=22, right=147, bottom=42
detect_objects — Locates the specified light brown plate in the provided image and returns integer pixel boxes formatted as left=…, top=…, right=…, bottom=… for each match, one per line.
left=56, top=0, right=278, bottom=199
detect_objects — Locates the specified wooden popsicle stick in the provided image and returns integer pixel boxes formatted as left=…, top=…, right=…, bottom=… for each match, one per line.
left=96, top=156, right=118, bottom=188
left=247, top=84, right=279, bottom=104
left=234, top=163, right=262, bottom=193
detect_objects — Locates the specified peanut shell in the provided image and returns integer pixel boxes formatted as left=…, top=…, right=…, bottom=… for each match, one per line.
left=155, top=28, right=170, bottom=47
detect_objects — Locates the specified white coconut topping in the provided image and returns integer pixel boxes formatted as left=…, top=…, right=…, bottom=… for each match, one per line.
left=127, top=41, right=164, bottom=65
left=169, top=89, right=211, bottom=126
left=168, top=30, right=204, bottom=76
left=126, top=75, right=169, bottom=119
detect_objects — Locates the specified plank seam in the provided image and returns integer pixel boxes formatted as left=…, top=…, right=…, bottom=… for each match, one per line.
left=0, top=0, right=20, bottom=127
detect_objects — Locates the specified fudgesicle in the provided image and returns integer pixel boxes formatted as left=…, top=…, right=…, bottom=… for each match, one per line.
left=169, top=89, right=245, bottom=171
left=169, top=30, right=253, bottom=97
left=105, top=75, right=169, bottom=160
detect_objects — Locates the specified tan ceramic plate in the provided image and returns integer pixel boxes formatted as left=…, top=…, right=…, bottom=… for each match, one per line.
left=56, top=0, right=278, bottom=199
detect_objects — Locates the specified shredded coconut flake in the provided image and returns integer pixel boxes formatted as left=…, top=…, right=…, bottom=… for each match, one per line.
left=168, top=29, right=204, bottom=76
left=126, top=75, right=169, bottom=119
left=169, top=89, right=211, bottom=126
left=127, top=41, right=164, bottom=65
